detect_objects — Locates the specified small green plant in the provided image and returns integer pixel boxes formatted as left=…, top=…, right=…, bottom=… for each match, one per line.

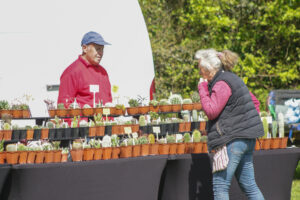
left=166, top=135, right=176, bottom=143
left=83, top=104, right=91, bottom=108
left=149, top=111, right=159, bottom=122
left=0, top=100, right=10, bottom=110
left=71, top=116, right=79, bottom=128
left=115, top=104, right=125, bottom=111
left=191, top=91, right=200, bottom=103
left=149, top=100, right=159, bottom=107
left=57, top=103, right=65, bottom=109
left=128, top=99, right=139, bottom=107
left=183, top=132, right=191, bottom=143
left=6, top=143, right=17, bottom=152
left=278, top=112, right=285, bottom=138
left=11, top=104, right=22, bottom=110
left=169, top=94, right=182, bottom=105
left=138, top=135, right=149, bottom=144
left=111, top=134, right=120, bottom=147
left=25, top=125, right=33, bottom=130
left=72, top=141, right=83, bottom=150
left=148, top=134, right=156, bottom=144
left=46, top=121, right=55, bottom=129
left=272, top=120, right=278, bottom=138
left=12, top=124, right=19, bottom=130
left=176, top=134, right=183, bottom=143
left=192, top=130, right=201, bottom=142
left=17, top=144, right=28, bottom=151
left=182, top=98, right=192, bottom=104
left=69, top=101, right=80, bottom=109
left=158, top=138, right=166, bottom=144
left=102, top=135, right=111, bottom=147
left=139, top=115, right=147, bottom=126
left=159, top=99, right=170, bottom=106
left=192, top=110, right=198, bottom=122
left=3, top=123, right=11, bottom=130
left=52, top=141, right=61, bottom=150
left=262, top=117, right=268, bottom=138
left=200, top=135, right=207, bottom=142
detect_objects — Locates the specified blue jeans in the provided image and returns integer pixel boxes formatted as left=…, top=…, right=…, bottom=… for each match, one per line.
left=213, top=139, right=265, bottom=200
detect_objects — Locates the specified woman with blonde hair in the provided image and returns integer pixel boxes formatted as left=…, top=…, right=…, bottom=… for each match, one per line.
left=196, top=49, right=265, bottom=200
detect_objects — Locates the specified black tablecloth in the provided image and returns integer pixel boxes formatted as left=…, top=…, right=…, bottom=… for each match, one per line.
left=4, top=156, right=168, bottom=200
left=0, top=164, right=11, bottom=199
left=159, top=148, right=300, bottom=200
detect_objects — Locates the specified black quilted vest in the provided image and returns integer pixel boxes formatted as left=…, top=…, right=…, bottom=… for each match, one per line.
left=206, top=70, right=264, bottom=151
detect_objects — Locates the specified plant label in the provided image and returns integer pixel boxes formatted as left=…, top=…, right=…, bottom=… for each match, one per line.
left=153, top=126, right=160, bottom=134
left=89, top=84, right=99, bottom=93
left=103, top=108, right=110, bottom=115
left=124, top=127, right=132, bottom=134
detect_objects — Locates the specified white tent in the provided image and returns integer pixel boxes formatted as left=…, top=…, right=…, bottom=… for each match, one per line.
left=0, top=0, right=154, bottom=117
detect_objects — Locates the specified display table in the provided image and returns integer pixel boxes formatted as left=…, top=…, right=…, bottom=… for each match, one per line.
left=3, top=156, right=168, bottom=200
left=159, top=148, right=300, bottom=200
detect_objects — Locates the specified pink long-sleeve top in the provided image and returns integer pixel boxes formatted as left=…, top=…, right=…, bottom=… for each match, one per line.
left=198, top=81, right=260, bottom=120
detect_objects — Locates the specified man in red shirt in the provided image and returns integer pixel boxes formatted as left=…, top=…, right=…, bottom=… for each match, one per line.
left=58, top=31, right=112, bottom=108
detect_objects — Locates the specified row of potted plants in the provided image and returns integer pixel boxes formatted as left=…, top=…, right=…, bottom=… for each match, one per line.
left=0, top=141, right=69, bottom=164
left=0, top=100, right=31, bottom=119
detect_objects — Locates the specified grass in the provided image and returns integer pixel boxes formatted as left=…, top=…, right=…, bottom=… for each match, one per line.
left=291, top=161, right=300, bottom=200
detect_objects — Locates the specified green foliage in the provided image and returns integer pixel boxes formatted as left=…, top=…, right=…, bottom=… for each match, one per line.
left=139, top=115, right=147, bottom=126
left=139, top=0, right=300, bottom=110
left=57, top=103, right=65, bottom=109
left=166, top=134, right=176, bottom=143
left=192, top=130, right=201, bottom=142
left=128, top=99, right=140, bottom=107
left=0, top=100, right=10, bottom=110
left=183, top=132, right=191, bottom=143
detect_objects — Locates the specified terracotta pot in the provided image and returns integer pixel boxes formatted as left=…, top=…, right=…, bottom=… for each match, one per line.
left=35, top=151, right=45, bottom=164
left=27, top=151, right=36, bottom=164
left=193, top=142, right=203, bottom=154
left=120, top=146, right=133, bottom=158
left=6, top=152, right=19, bottom=164
left=185, top=143, right=194, bottom=154
left=111, top=147, right=120, bottom=159
left=61, top=153, right=68, bottom=162
left=262, top=138, right=271, bottom=150
left=202, top=142, right=208, bottom=153
left=89, top=127, right=96, bottom=137
left=82, top=108, right=94, bottom=116
left=159, top=144, right=170, bottom=155
left=182, top=104, right=193, bottom=111
left=0, top=131, right=3, bottom=140
left=159, top=105, right=172, bottom=113
left=104, top=107, right=115, bottom=115
left=115, top=108, right=125, bottom=116
left=280, top=137, right=288, bottom=149
left=44, top=151, right=54, bottom=163
left=18, top=151, right=28, bottom=164
left=184, top=122, right=191, bottom=132
left=132, top=145, right=141, bottom=157
left=126, top=107, right=139, bottom=115
left=69, top=109, right=81, bottom=117
left=94, top=148, right=103, bottom=160
left=83, top=148, right=94, bottom=161
left=96, top=126, right=105, bottom=136
left=22, top=109, right=31, bottom=118
left=171, top=104, right=181, bottom=112
left=270, top=138, right=281, bottom=149
left=71, top=149, right=83, bottom=162
left=131, top=124, right=140, bottom=133
left=149, top=143, right=159, bottom=155
left=48, top=109, right=56, bottom=117
left=199, top=121, right=206, bottom=131
left=193, top=103, right=202, bottom=110
left=94, top=107, right=103, bottom=115
left=169, top=143, right=177, bottom=155
left=141, top=144, right=150, bottom=156
left=149, top=105, right=159, bottom=113
left=3, top=130, right=12, bottom=141
left=1, top=110, right=11, bottom=117
left=0, top=152, right=6, bottom=164
left=179, top=123, right=185, bottom=132
left=112, top=125, right=122, bottom=135
left=177, top=143, right=185, bottom=154
left=255, top=139, right=261, bottom=151
left=138, top=106, right=150, bottom=115
left=12, top=110, right=22, bottom=118
left=102, top=147, right=112, bottom=160
left=56, top=109, right=67, bottom=117
left=41, top=128, right=49, bottom=139
left=26, top=129, right=34, bottom=140
left=53, top=150, right=62, bottom=163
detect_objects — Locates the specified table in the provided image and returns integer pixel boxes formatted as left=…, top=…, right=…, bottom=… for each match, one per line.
left=3, top=155, right=168, bottom=200
left=159, top=148, right=300, bottom=200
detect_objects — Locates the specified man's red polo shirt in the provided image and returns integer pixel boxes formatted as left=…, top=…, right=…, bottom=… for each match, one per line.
left=57, top=55, right=112, bottom=108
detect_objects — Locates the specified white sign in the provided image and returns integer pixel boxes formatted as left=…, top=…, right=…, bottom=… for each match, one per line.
left=124, top=127, right=132, bottom=134
left=103, top=108, right=110, bottom=115
left=153, top=126, right=160, bottom=134
left=89, top=85, right=99, bottom=93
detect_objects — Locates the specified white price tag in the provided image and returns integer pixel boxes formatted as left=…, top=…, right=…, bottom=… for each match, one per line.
left=124, top=127, right=132, bottom=134
left=103, top=108, right=110, bottom=115
left=153, top=126, right=160, bottom=134
left=89, top=84, right=99, bottom=93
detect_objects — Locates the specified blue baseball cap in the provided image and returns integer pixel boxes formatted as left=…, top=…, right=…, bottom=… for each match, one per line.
left=81, top=31, right=111, bottom=46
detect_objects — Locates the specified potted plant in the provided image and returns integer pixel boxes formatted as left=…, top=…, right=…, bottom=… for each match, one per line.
left=94, top=113, right=105, bottom=136
left=137, top=95, right=150, bottom=114
left=191, top=110, right=200, bottom=131
left=127, top=98, right=139, bottom=115
left=17, top=143, right=28, bottom=164
left=11, top=104, right=22, bottom=118
left=83, top=142, right=94, bottom=161
left=120, top=138, right=133, bottom=158
left=0, top=141, right=5, bottom=164
left=82, top=104, right=94, bottom=116
left=25, top=125, right=34, bottom=140
left=61, top=121, right=71, bottom=138
left=68, top=100, right=81, bottom=117
left=182, top=98, right=193, bottom=111
left=261, top=115, right=270, bottom=150
left=45, top=99, right=56, bottom=117
left=92, top=139, right=102, bottom=160
left=71, top=140, right=83, bottom=162
left=104, top=121, right=113, bottom=136
left=20, top=103, right=31, bottom=118
left=71, top=116, right=80, bottom=138
left=41, top=124, right=49, bottom=139
left=270, top=120, right=280, bottom=149
left=176, top=134, right=185, bottom=154
left=104, top=102, right=116, bottom=115
left=79, top=119, right=89, bottom=138
left=61, top=148, right=69, bottom=162
left=148, top=133, right=159, bottom=155
left=26, top=142, right=42, bottom=164
left=115, top=104, right=126, bottom=115
left=111, top=134, right=120, bottom=159
left=88, top=119, right=96, bottom=137
left=191, top=91, right=202, bottom=110
left=52, top=141, right=62, bottom=163
left=278, top=112, right=288, bottom=148
left=184, top=132, right=194, bottom=153
left=6, top=143, right=19, bottom=164
left=0, top=100, right=11, bottom=118
left=199, top=111, right=207, bottom=131
left=46, top=121, right=56, bottom=139
left=139, top=115, right=148, bottom=134
left=131, top=133, right=141, bottom=157
left=56, top=103, right=68, bottom=117
left=192, top=130, right=203, bottom=153
left=169, top=94, right=182, bottom=112
left=158, top=137, right=169, bottom=155
left=43, top=142, right=54, bottom=163
left=94, top=101, right=103, bottom=115
left=54, top=116, right=64, bottom=139
left=138, top=135, right=150, bottom=156
left=149, top=100, right=159, bottom=113
left=200, top=135, right=208, bottom=153
left=167, top=134, right=177, bottom=155
left=12, top=124, right=20, bottom=140
left=2, top=122, right=12, bottom=140
left=102, top=135, right=112, bottom=160
left=159, top=99, right=171, bottom=112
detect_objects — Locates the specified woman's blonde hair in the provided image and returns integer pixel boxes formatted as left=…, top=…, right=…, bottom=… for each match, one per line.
left=218, top=50, right=239, bottom=71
